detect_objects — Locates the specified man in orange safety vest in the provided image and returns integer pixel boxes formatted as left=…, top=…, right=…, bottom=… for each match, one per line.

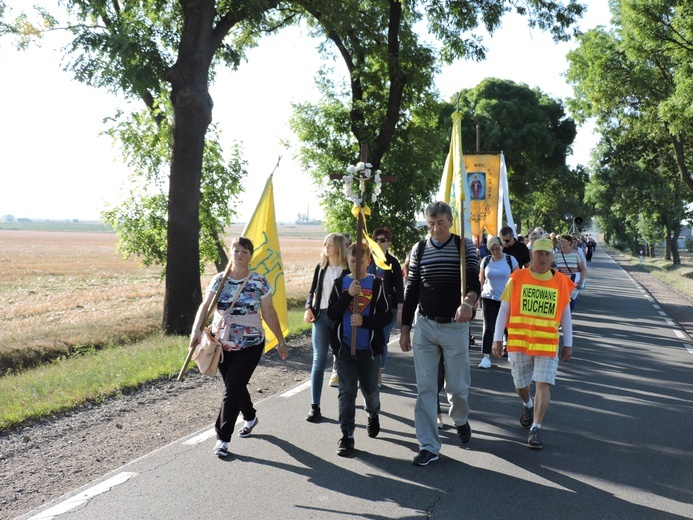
left=492, top=237, right=576, bottom=450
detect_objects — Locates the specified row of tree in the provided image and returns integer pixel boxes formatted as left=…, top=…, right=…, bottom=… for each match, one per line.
left=2, top=0, right=588, bottom=336
left=566, top=0, right=693, bottom=262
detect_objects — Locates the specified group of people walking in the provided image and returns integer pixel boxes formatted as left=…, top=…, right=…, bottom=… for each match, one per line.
left=190, top=202, right=584, bottom=464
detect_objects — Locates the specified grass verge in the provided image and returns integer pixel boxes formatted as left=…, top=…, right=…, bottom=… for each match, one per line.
left=601, top=243, right=693, bottom=299
left=0, top=309, right=312, bottom=431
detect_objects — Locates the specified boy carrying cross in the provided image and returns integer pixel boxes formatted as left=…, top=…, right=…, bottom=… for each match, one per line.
left=327, top=240, right=393, bottom=456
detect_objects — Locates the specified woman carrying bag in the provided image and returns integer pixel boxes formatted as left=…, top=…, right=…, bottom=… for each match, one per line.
left=190, top=236, right=288, bottom=458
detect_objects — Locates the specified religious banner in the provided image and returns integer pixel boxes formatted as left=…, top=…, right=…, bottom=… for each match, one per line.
left=464, top=153, right=503, bottom=237
left=242, top=174, right=289, bottom=352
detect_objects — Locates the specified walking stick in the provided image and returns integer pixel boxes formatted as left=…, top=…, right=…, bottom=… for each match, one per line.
left=177, top=260, right=234, bottom=381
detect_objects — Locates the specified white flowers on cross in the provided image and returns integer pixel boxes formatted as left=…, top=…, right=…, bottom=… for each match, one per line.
left=343, top=162, right=382, bottom=206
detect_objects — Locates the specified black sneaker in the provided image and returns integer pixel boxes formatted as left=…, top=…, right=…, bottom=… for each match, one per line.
left=528, top=427, right=543, bottom=449
left=367, top=414, right=380, bottom=438
left=456, top=422, right=472, bottom=444
left=412, top=449, right=439, bottom=466
left=306, top=405, right=322, bottom=423
left=337, top=433, right=355, bottom=456
left=519, top=406, right=534, bottom=429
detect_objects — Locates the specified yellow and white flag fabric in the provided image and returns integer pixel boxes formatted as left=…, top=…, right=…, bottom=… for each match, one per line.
left=242, top=175, right=288, bottom=352
left=439, top=111, right=472, bottom=238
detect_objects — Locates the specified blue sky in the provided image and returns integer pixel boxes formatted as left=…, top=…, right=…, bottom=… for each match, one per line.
left=0, top=2, right=610, bottom=223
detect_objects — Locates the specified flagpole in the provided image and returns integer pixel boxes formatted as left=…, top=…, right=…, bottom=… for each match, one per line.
left=454, top=111, right=467, bottom=300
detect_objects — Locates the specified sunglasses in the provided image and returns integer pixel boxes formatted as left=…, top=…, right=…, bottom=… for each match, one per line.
left=501, top=238, right=512, bottom=243
left=375, top=238, right=388, bottom=243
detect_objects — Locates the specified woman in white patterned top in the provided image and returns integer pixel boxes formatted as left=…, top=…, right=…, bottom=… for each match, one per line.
left=190, top=237, right=288, bottom=458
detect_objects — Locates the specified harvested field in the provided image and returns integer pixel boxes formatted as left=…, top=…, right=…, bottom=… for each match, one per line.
left=0, top=225, right=325, bottom=373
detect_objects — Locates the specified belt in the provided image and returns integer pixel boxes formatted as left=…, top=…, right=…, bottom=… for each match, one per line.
left=419, top=311, right=455, bottom=324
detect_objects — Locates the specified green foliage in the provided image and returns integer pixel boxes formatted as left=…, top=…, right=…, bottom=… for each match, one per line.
left=101, top=103, right=246, bottom=275
left=421, top=0, right=586, bottom=63
left=0, top=2, right=59, bottom=49
left=0, top=220, right=112, bottom=232
left=63, top=0, right=179, bottom=101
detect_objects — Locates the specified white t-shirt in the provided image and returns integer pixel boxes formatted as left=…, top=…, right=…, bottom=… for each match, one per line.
left=480, top=254, right=519, bottom=301
left=320, top=265, right=344, bottom=310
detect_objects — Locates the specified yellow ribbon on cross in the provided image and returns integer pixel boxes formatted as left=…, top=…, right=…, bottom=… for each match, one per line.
left=351, top=205, right=391, bottom=271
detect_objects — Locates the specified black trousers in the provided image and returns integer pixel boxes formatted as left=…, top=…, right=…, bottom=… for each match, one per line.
left=481, top=298, right=501, bottom=355
left=215, top=343, right=264, bottom=442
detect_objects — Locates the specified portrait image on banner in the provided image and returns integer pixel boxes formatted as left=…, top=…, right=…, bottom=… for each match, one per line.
left=464, top=154, right=501, bottom=237
left=468, top=172, right=486, bottom=201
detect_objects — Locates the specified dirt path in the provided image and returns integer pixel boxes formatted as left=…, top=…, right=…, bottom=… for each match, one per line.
left=2, top=246, right=692, bottom=519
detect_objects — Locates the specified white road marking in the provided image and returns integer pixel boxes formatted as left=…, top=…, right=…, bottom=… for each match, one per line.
left=29, top=472, right=137, bottom=519
left=182, top=428, right=216, bottom=445
left=280, top=380, right=311, bottom=398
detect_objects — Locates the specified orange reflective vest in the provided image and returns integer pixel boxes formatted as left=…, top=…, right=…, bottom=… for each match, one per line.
left=506, top=269, right=573, bottom=357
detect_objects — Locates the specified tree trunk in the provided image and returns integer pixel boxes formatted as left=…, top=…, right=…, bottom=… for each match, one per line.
left=213, top=229, right=229, bottom=272
left=672, top=134, right=693, bottom=194
left=162, top=0, right=217, bottom=335
left=668, top=228, right=681, bottom=265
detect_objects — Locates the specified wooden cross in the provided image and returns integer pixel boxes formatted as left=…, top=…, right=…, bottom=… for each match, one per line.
left=331, top=143, right=396, bottom=356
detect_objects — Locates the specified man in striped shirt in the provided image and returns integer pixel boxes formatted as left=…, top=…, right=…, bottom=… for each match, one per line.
left=400, top=201, right=481, bottom=466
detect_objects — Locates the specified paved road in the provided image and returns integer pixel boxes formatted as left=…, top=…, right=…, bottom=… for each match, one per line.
left=20, top=248, right=693, bottom=520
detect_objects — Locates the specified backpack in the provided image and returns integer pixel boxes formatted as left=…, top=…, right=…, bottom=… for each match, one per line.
left=481, top=253, right=515, bottom=272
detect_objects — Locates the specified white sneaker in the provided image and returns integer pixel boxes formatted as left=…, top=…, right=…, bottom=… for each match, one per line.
left=478, top=357, right=492, bottom=369
left=213, top=440, right=229, bottom=457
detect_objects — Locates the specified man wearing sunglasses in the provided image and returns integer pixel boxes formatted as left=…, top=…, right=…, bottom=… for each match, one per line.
left=499, top=226, right=531, bottom=268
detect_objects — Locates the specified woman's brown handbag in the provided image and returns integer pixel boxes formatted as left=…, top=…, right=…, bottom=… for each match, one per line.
left=192, top=275, right=249, bottom=376
left=192, top=328, right=224, bottom=376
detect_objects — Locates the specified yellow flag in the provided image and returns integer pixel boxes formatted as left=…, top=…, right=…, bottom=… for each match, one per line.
left=440, top=111, right=470, bottom=238
left=464, top=154, right=502, bottom=237
left=242, top=175, right=288, bottom=352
